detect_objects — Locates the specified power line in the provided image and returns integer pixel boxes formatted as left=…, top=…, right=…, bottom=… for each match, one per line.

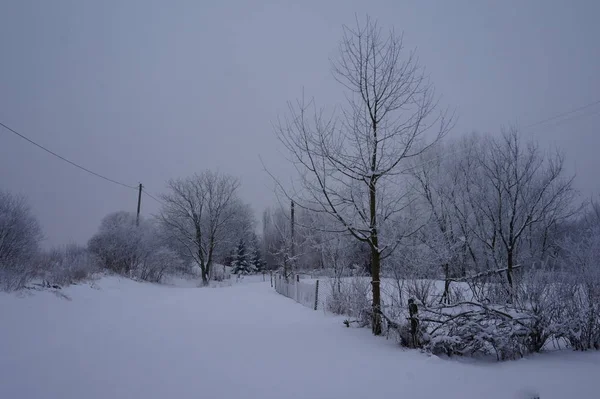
left=142, top=189, right=165, bottom=206
left=0, top=121, right=136, bottom=190
left=521, top=99, right=600, bottom=130
left=541, top=106, right=600, bottom=129
left=402, top=98, right=600, bottom=173
left=4, top=98, right=598, bottom=196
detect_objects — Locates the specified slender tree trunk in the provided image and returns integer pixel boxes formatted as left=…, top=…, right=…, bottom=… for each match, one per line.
left=506, top=249, right=514, bottom=301
left=371, top=248, right=382, bottom=335
left=206, top=241, right=215, bottom=284
left=441, top=263, right=450, bottom=304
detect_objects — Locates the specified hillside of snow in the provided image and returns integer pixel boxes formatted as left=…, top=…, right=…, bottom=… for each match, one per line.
left=1, top=276, right=598, bottom=399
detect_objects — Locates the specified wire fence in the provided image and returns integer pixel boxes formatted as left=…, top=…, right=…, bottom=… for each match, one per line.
left=273, top=274, right=320, bottom=310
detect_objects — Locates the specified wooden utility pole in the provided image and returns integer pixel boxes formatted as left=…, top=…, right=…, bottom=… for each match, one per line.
left=283, top=200, right=295, bottom=282
left=136, top=183, right=143, bottom=226
left=290, top=200, right=295, bottom=269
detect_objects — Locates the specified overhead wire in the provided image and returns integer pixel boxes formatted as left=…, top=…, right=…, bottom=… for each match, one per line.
left=2, top=98, right=599, bottom=195
left=0, top=119, right=169, bottom=213
left=0, top=121, right=136, bottom=190
left=521, top=99, right=600, bottom=130
left=142, top=189, right=165, bottom=206
left=402, top=98, right=600, bottom=173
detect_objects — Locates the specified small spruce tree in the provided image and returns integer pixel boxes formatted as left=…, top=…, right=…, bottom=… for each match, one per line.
left=231, top=240, right=253, bottom=274
left=250, top=246, right=265, bottom=272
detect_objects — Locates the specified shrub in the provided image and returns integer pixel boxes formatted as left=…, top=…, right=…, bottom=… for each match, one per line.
left=88, top=211, right=183, bottom=283
left=0, top=191, right=43, bottom=291
left=39, top=244, right=99, bottom=286
left=326, top=275, right=372, bottom=326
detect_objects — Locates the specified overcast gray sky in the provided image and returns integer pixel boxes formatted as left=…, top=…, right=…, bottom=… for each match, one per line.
left=1, top=0, right=599, bottom=247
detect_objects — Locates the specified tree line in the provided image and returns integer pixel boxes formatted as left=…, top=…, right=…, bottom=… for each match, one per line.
left=0, top=170, right=266, bottom=290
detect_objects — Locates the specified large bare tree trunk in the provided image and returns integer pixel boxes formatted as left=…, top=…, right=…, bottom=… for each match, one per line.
left=369, top=177, right=382, bottom=334
left=199, top=256, right=208, bottom=286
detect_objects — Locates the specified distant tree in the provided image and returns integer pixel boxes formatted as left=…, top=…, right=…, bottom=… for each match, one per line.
left=466, top=130, right=576, bottom=295
left=231, top=239, right=253, bottom=274
left=88, top=211, right=144, bottom=275
left=88, top=211, right=181, bottom=282
left=159, top=171, right=241, bottom=285
left=262, top=206, right=292, bottom=272
left=262, top=205, right=325, bottom=274
left=584, top=197, right=600, bottom=227
left=249, top=245, right=265, bottom=273
left=408, top=139, right=477, bottom=303
left=406, top=130, right=578, bottom=301
left=214, top=201, right=256, bottom=266
left=0, top=190, right=43, bottom=291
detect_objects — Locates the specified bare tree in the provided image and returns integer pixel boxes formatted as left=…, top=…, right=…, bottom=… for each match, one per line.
left=273, top=16, right=451, bottom=334
left=262, top=205, right=295, bottom=277
left=159, top=171, right=240, bottom=285
left=261, top=208, right=279, bottom=271
left=468, top=129, right=577, bottom=295
left=0, top=190, right=43, bottom=291
left=585, top=196, right=600, bottom=227
left=409, top=142, right=468, bottom=303
left=211, top=200, right=256, bottom=268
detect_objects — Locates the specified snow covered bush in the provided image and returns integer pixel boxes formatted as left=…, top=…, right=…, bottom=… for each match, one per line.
left=0, top=191, right=43, bottom=291
left=560, top=281, right=600, bottom=351
left=88, top=212, right=144, bottom=275
left=406, top=279, right=437, bottom=308
left=88, top=211, right=182, bottom=283
left=418, top=301, right=532, bottom=360
left=326, top=274, right=372, bottom=326
left=381, top=264, right=598, bottom=359
left=512, top=269, right=565, bottom=353
left=368, top=266, right=579, bottom=359
left=556, top=228, right=600, bottom=350
left=138, top=247, right=183, bottom=283
left=210, top=264, right=230, bottom=281
left=38, top=244, right=99, bottom=286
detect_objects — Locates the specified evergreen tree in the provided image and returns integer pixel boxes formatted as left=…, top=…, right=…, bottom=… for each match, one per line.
left=231, top=240, right=253, bottom=274
left=250, top=246, right=265, bottom=272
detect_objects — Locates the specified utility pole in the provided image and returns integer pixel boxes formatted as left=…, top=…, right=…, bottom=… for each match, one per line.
left=136, top=183, right=143, bottom=226
left=290, top=200, right=295, bottom=270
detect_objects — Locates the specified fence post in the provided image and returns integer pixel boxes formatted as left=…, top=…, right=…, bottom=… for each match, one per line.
left=270, top=271, right=273, bottom=287
left=314, top=279, right=319, bottom=310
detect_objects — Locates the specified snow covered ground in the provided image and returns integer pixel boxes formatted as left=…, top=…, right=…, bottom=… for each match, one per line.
left=1, top=276, right=598, bottom=399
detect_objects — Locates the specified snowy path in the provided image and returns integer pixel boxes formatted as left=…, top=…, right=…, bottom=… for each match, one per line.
left=1, top=277, right=598, bottom=399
